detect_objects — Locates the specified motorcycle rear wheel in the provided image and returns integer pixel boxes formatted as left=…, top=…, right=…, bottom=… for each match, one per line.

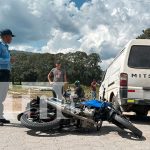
left=20, top=111, right=61, bottom=131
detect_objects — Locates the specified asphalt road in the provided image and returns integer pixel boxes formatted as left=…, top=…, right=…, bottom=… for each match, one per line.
left=0, top=113, right=150, bottom=150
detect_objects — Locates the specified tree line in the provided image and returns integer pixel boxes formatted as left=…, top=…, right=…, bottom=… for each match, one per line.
left=10, top=51, right=103, bottom=86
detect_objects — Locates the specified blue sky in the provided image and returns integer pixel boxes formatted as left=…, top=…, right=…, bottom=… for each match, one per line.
left=71, top=0, right=90, bottom=8
left=0, top=0, right=150, bottom=69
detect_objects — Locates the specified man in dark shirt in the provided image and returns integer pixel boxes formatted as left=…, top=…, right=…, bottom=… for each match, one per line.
left=74, top=80, right=84, bottom=98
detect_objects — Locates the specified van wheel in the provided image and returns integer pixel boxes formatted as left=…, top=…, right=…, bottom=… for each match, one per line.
left=136, top=111, right=148, bottom=116
left=112, top=96, right=121, bottom=113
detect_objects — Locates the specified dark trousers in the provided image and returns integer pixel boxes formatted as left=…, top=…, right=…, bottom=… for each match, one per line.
left=0, top=69, right=10, bottom=82
left=0, top=70, right=10, bottom=118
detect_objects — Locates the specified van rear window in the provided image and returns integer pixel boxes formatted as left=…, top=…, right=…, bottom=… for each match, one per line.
left=128, top=45, right=150, bottom=69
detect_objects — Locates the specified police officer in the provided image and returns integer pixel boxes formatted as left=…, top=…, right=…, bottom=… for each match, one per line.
left=0, top=29, right=15, bottom=126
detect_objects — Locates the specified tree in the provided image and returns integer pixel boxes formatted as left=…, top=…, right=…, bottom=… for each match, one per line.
left=21, top=70, right=37, bottom=82
left=137, top=28, right=150, bottom=39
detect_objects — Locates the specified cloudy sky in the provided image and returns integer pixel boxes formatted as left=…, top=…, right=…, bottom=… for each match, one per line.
left=0, top=0, right=150, bottom=69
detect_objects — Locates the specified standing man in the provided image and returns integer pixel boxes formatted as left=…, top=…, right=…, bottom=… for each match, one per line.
left=0, top=29, right=15, bottom=125
left=48, top=60, right=67, bottom=83
left=48, top=60, right=67, bottom=99
left=91, top=79, right=97, bottom=99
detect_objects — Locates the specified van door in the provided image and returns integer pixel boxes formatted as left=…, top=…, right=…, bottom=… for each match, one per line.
left=127, top=45, right=150, bottom=103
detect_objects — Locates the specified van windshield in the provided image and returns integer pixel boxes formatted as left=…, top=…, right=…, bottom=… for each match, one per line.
left=128, top=45, right=150, bottom=69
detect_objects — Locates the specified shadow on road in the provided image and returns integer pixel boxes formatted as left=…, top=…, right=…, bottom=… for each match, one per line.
left=2, top=123, right=25, bottom=128
left=26, top=125, right=146, bottom=141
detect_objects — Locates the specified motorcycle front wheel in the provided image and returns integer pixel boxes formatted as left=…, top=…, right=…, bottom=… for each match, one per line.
left=112, top=114, right=142, bottom=138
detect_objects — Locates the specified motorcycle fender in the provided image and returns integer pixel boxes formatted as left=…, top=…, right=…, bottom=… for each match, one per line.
left=107, top=109, right=115, bottom=121
left=17, top=113, right=23, bottom=121
left=17, top=108, right=36, bottom=121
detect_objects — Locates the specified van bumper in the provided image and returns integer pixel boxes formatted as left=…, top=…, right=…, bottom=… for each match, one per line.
left=126, top=99, right=150, bottom=105
left=121, top=99, right=150, bottom=112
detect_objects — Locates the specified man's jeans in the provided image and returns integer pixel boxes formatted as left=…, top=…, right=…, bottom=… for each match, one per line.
left=0, top=70, right=10, bottom=119
left=91, top=91, right=96, bottom=99
left=52, top=82, right=63, bottom=100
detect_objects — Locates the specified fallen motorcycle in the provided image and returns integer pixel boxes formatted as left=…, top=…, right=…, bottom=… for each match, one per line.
left=17, top=90, right=142, bottom=138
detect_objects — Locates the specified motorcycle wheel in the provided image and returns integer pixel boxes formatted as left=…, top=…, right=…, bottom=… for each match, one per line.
left=112, top=114, right=142, bottom=138
left=20, top=110, right=61, bottom=131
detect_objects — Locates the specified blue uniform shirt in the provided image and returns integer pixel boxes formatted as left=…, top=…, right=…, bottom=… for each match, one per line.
left=0, top=41, right=11, bottom=70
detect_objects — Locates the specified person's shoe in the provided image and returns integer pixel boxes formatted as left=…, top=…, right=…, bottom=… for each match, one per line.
left=0, top=119, right=10, bottom=124
left=0, top=122, right=3, bottom=126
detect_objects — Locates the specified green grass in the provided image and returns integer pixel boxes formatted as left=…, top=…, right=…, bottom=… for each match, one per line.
left=9, top=85, right=53, bottom=99
left=9, top=84, right=100, bottom=100
left=7, top=84, right=100, bottom=112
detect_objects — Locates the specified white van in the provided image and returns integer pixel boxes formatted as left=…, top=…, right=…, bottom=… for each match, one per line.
left=99, top=39, right=150, bottom=116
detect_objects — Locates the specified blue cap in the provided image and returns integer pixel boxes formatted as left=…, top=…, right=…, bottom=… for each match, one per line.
left=0, top=29, right=15, bottom=37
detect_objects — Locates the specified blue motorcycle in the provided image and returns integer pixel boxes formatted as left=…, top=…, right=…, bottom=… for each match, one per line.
left=17, top=90, right=142, bottom=138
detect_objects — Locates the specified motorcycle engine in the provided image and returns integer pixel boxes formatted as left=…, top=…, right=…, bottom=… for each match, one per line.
left=80, top=120, right=95, bottom=128
left=82, top=108, right=95, bottom=118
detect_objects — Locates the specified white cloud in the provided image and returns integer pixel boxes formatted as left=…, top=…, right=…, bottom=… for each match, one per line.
left=78, top=25, right=113, bottom=56
left=10, top=45, right=38, bottom=53
left=0, top=0, right=150, bottom=70
left=41, top=29, right=81, bottom=53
